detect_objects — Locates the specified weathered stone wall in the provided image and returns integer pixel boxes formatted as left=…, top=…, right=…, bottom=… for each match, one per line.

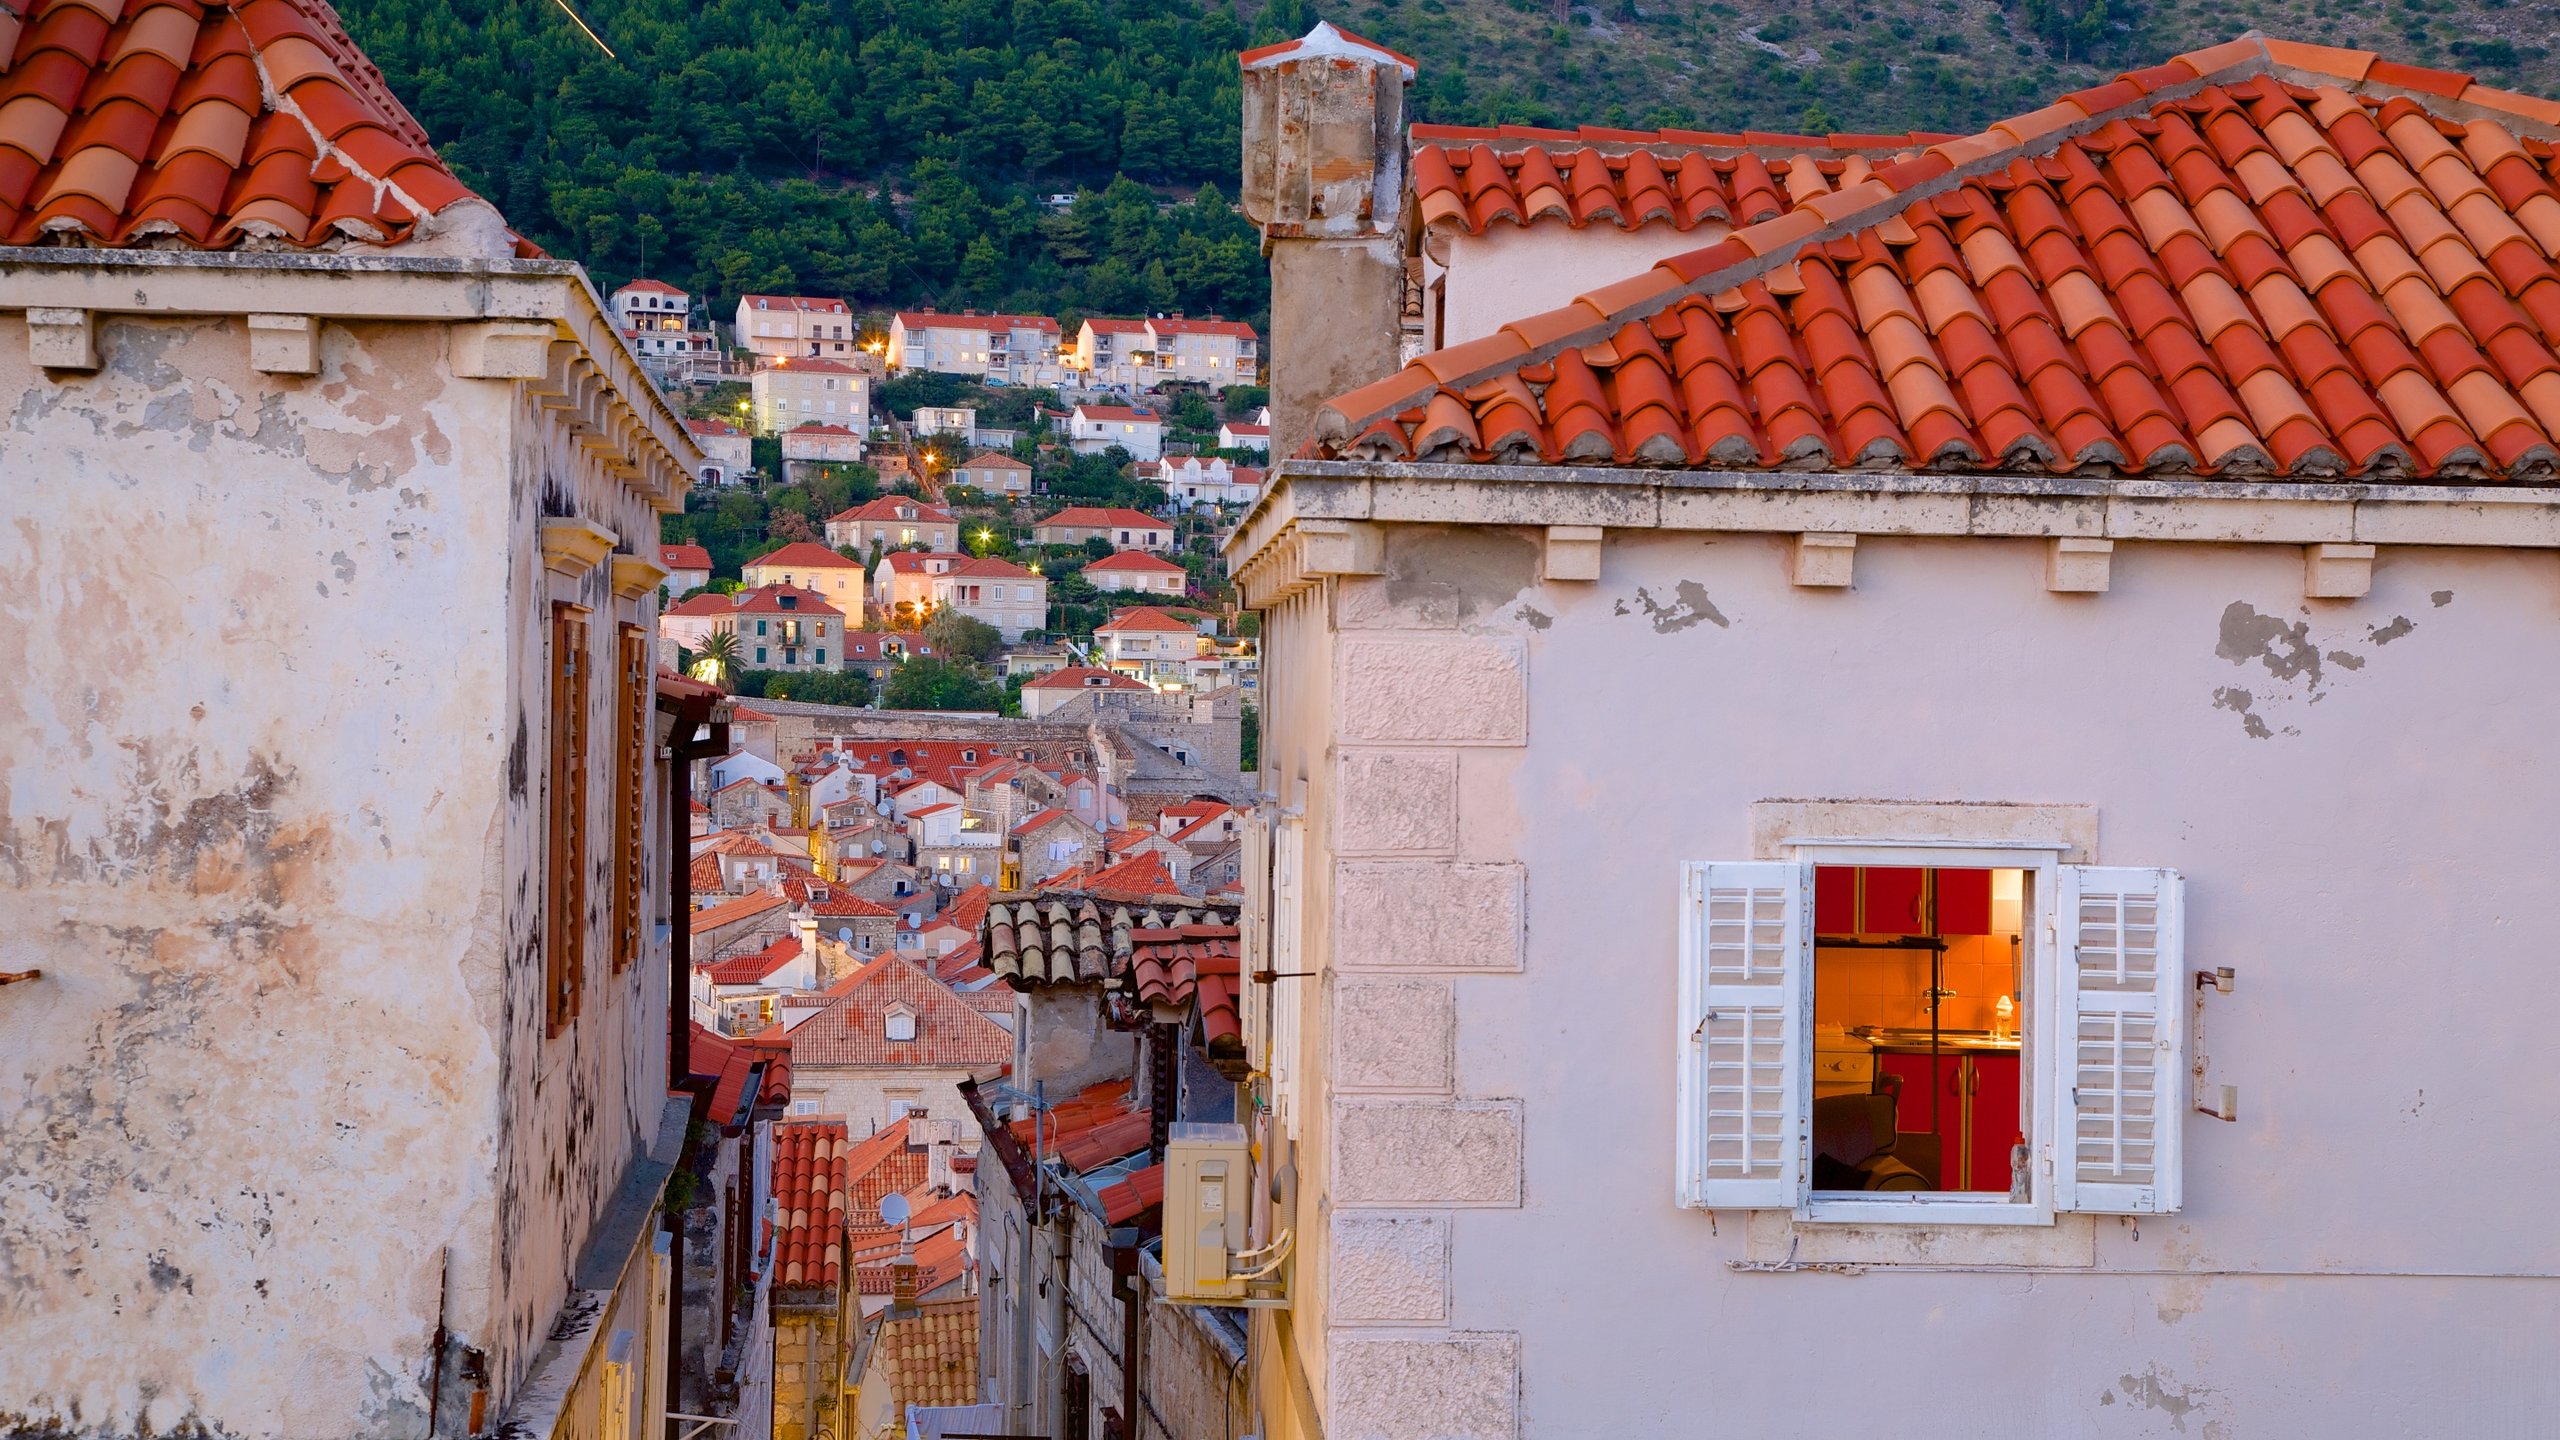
left=791, top=1064, right=981, bottom=1143
left=769, top=1298, right=845, bottom=1440
left=0, top=310, right=672, bottom=1437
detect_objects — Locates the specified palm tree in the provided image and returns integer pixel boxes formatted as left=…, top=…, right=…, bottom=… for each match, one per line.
left=693, top=629, right=743, bottom=691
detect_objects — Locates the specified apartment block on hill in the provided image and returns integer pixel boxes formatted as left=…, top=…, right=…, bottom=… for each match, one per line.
left=753, top=355, right=872, bottom=441
left=737, top=294, right=856, bottom=360
left=889, top=310, right=1065, bottom=387
left=684, top=416, right=755, bottom=485
left=1033, top=506, right=1175, bottom=551
left=1063, top=403, right=1165, bottom=460
left=829, top=496, right=959, bottom=552
left=747, top=542, right=869, bottom=626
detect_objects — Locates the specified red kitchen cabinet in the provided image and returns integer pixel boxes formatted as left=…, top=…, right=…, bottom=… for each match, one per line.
left=1878, top=1048, right=2018, bottom=1192
left=1967, top=1052, right=2022, bottom=1196
left=1815, top=866, right=1857, bottom=933
left=1862, top=867, right=1927, bottom=934
left=1935, top=867, right=1993, bottom=935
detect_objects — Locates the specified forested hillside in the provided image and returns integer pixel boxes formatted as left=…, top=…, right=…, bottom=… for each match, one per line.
left=338, top=0, right=2560, bottom=328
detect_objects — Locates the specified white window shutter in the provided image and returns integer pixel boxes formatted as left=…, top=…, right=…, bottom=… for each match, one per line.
left=2052, top=866, right=2185, bottom=1214
left=1679, top=862, right=1810, bottom=1209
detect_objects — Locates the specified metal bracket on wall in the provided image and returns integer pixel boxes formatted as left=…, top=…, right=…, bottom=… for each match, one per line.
left=2193, top=967, right=2238, bottom=1121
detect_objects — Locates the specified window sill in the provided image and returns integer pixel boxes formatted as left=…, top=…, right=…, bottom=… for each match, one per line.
left=1746, top=1209, right=2097, bottom=1267
left=1798, top=1192, right=2054, bottom=1228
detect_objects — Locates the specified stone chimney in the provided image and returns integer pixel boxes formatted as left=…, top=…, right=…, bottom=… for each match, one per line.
left=1240, top=23, right=1415, bottom=459
left=891, top=1237, right=920, bottom=1313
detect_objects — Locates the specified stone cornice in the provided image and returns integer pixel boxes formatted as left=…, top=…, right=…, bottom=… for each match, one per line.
left=1224, top=460, right=2560, bottom=606
left=0, top=248, right=702, bottom=515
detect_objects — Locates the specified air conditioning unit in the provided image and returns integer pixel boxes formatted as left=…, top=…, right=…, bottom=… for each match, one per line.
left=1163, top=1123, right=1289, bottom=1307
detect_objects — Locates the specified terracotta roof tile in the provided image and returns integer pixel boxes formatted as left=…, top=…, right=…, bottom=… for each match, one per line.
left=1323, top=42, right=2560, bottom=484
left=866, top=1297, right=980, bottom=1409
left=771, top=1120, right=852, bottom=1289
left=0, top=0, right=492, bottom=249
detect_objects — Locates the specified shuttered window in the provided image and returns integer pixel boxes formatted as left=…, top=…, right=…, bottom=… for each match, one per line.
left=2051, top=867, right=2185, bottom=1215
left=1678, top=857, right=2187, bottom=1221
left=610, top=625, right=651, bottom=975
left=546, top=604, right=592, bottom=1035
left=1678, top=863, right=1809, bottom=1210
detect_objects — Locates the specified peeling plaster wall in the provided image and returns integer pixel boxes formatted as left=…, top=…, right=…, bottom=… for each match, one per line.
left=0, top=312, right=671, bottom=1439
left=1313, top=526, right=2560, bottom=1437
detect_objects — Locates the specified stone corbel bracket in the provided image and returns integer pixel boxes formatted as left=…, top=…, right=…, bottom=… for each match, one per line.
left=542, top=519, right=619, bottom=578
left=610, top=554, right=670, bottom=600
left=1230, top=516, right=1385, bottom=607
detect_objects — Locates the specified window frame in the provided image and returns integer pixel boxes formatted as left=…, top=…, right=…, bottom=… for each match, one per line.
left=610, top=624, right=650, bottom=975
left=545, top=603, right=593, bottom=1037
left=1784, top=840, right=2064, bottom=1228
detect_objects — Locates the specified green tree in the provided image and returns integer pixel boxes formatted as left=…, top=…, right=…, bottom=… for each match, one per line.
left=882, top=657, right=1007, bottom=711
left=922, top=609, right=1004, bottom=663
left=694, top=630, right=743, bottom=690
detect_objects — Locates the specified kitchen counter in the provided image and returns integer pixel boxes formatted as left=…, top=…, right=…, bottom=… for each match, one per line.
left=1851, top=1026, right=2021, bottom=1053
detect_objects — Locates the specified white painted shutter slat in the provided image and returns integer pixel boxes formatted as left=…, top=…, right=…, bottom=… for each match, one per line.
left=2053, top=866, right=2185, bottom=1215
left=1679, top=862, right=1809, bottom=1209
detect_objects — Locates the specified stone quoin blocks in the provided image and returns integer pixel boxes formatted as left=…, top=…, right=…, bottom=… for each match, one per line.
left=1333, top=1098, right=1524, bottom=1207
left=1335, top=749, right=1460, bottom=854
left=1336, top=636, right=1528, bottom=745
left=1328, top=1331, right=1522, bottom=1440
left=1330, top=1214, right=1453, bottom=1325
left=1335, top=861, right=1525, bottom=972
left=1332, top=978, right=1457, bottom=1093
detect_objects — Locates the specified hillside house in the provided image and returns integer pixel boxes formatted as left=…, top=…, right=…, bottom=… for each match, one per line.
left=787, top=955, right=1015, bottom=1138
left=1162, top=455, right=1266, bottom=508
left=1033, top=506, right=1175, bottom=551
left=752, top=355, right=871, bottom=440
left=913, top=404, right=979, bottom=442
left=0, top=7, right=705, bottom=1435
left=889, top=310, right=1065, bottom=386
left=840, top=630, right=938, bottom=684
left=1083, top=550, right=1191, bottom=595
left=954, top=451, right=1034, bottom=496
left=1064, top=403, right=1165, bottom=460
left=745, top=541, right=869, bottom=625
left=1219, top=420, right=1271, bottom=453
left=1071, top=316, right=1154, bottom=389
left=828, top=496, right=959, bottom=552
left=737, top=293, right=855, bottom=360
left=717, top=587, right=846, bottom=672
left=871, top=551, right=969, bottom=626
left=612, top=277, right=718, bottom=380
left=1228, top=26, right=2560, bottom=1440
left=1094, top=607, right=1205, bottom=683
left=780, top=423, right=865, bottom=479
left=927, top=556, right=1050, bottom=640
left=1020, top=666, right=1154, bottom=718
left=684, top=416, right=755, bottom=485
left=1146, top=315, right=1260, bottom=385
left=663, top=542, right=715, bottom=595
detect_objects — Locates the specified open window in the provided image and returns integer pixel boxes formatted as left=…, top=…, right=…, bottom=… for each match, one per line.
left=1677, top=855, right=2183, bottom=1225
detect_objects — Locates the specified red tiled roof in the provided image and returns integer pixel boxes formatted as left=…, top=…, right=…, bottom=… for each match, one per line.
left=1084, top=316, right=1151, bottom=334
left=880, top=550, right=969, bottom=573
left=1059, top=851, right=1179, bottom=902
left=772, top=1120, right=852, bottom=1288
left=1056, top=1107, right=1151, bottom=1171
left=749, top=541, right=865, bottom=570
left=743, top=294, right=849, bottom=312
left=854, top=1225, right=974, bottom=1299
left=840, top=1116, right=932, bottom=1225
left=1222, top=423, right=1271, bottom=436
left=1073, top=405, right=1160, bottom=423
left=690, top=1020, right=792, bottom=1125
left=1005, top=1079, right=1137, bottom=1161
left=725, top=585, right=843, bottom=619
left=1085, top=550, right=1188, bottom=573
left=941, top=556, right=1038, bottom=579
left=681, top=417, right=745, bottom=438
left=839, top=630, right=934, bottom=662
left=0, top=0, right=494, bottom=251
left=758, top=355, right=864, bottom=375
left=782, top=874, right=897, bottom=918
left=787, top=953, right=1013, bottom=1068
left=942, top=887, right=993, bottom=935
left=620, top=277, right=685, bottom=295
left=1037, top=506, right=1168, bottom=529
left=1150, top=317, right=1259, bottom=339
left=1324, top=40, right=2560, bottom=484
left=1098, top=1163, right=1166, bottom=1224
left=832, top=496, right=958, bottom=524
left=783, top=422, right=860, bottom=436
left=1095, top=606, right=1194, bottom=633
left=961, top=450, right=1031, bottom=468
left=664, top=592, right=731, bottom=616
left=662, top=543, right=714, bottom=570
left=691, top=891, right=788, bottom=933
left=730, top=706, right=778, bottom=723
left=1022, top=665, right=1149, bottom=692
left=703, top=934, right=803, bottom=986
left=1410, top=126, right=1957, bottom=237
left=897, top=309, right=1060, bottom=332
left=862, top=1297, right=981, bottom=1405
left=1129, top=924, right=1242, bottom=1049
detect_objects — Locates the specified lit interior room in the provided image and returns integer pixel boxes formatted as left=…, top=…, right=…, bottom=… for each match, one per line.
left=1811, top=866, right=2028, bottom=1196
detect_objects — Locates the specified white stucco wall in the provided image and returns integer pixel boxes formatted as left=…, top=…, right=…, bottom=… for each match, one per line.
left=1283, top=521, right=2560, bottom=1437
left=0, top=311, right=672, bottom=1437
left=1438, top=222, right=1733, bottom=348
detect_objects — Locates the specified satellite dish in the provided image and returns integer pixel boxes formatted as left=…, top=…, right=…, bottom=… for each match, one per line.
left=837, top=927, right=854, bottom=944
left=879, top=1192, right=911, bottom=1228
